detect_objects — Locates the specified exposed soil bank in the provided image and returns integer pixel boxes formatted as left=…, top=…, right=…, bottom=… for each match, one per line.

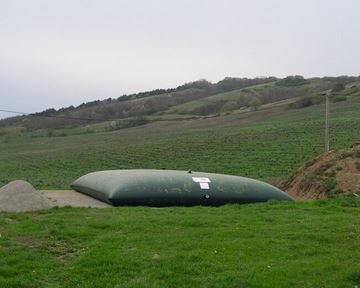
left=281, top=146, right=360, bottom=200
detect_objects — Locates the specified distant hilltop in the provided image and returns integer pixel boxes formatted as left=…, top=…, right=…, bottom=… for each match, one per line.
left=1, top=75, right=359, bottom=131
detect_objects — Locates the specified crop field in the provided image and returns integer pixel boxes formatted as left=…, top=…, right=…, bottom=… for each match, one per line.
left=0, top=197, right=359, bottom=288
left=0, top=100, right=359, bottom=190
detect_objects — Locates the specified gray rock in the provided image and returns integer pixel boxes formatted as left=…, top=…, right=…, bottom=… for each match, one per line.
left=0, top=180, right=53, bottom=212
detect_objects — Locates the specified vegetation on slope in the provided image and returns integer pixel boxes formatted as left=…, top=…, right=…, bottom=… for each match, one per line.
left=163, top=78, right=334, bottom=115
left=0, top=99, right=359, bottom=190
left=288, top=81, right=360, bottom=109
left=0, top=77, right=277, bottom=130
left=2, top=75, right=359, bottom=131
left=281, top=147, right=360, bottom=199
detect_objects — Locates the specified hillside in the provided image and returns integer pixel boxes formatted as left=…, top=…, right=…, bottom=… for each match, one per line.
left=161, top=78, right=332, bottom=115
left=0, top=93, right=359, bottom=190
left=1, top=75, right=359, bottom=132
left=0, top=77, right=277, bottom=130
left=0, top=75, right=359, bottom=191
left=0, top=76, right=360, bottom=288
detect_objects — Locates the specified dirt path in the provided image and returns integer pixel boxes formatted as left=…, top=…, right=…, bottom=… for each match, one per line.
left=40, top=190, right=112, bottom=208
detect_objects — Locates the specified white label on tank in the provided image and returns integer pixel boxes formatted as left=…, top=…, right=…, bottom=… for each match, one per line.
left=200, top=182, right=210, bottom=189
left=192, top=177, right=211, bottom=183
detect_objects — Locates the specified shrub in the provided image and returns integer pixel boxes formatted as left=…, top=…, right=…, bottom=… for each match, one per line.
left=247, top=97, right=262, bottom=111
left=221, top=101, right=240, bottom=112
left=3, top=134, right=13, bottom=143
left=332, top=83, right=345, bottom=92
left=356, top=162, right=360, bottom=172
left=0, top=128, right=7, bottom=137
left=276, top=75, right=309, bottom=87
left=323, top=178, right=338, bottom=194
left=106, top=117, right=149, bottom=131
left=332, top=96, right=347, bottom=103
left=338, top=196, right=360, bottom=207
left=46, top=129, right=55, bottom=137
left=193, top=101, right=225, bottom=115
left=288, top=95, right=324, bottom=109
left=338, top=151, right=353, bottom=160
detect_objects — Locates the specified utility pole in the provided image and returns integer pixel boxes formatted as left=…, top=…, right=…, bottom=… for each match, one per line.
left=324, top=92, right=330, bottom=152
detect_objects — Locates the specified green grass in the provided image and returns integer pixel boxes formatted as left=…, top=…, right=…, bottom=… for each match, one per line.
left=0, top=197, right=359, bottom=288
left=0, top=81, right=359, bottom=287
left=0, top=100, right=359, bottom=189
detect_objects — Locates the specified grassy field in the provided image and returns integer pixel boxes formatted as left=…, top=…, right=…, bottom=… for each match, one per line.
left=0, top=197, right=359, bottom=288
left=0, top=99, right=359, bottom=190
left=0, top=81, right=360, bottom=287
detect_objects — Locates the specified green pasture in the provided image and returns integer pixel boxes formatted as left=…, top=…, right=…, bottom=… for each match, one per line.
left=0, top=197, right=359, bottom=288
left=0, top=100, right=359, bottom=190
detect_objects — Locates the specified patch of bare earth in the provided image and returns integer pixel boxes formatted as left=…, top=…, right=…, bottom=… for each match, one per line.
left=15, top=236, right=84, bottom=262
left=40, top=190, right=112, bottom=208
left=280, top=146, right=360, bottom=200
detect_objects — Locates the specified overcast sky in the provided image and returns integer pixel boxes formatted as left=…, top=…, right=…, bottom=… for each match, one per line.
left=1, top=0, right=359, bottom=118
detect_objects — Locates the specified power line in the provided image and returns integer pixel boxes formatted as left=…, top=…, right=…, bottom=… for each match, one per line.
left=0, top=109, right=29, bottom=115
left=0, top=109, right=99, bottom=122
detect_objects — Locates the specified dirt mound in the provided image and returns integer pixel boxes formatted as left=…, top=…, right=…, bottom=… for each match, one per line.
left=0, top=180, right=53, bottom=212
left=281, top=147, right=360, bottom=200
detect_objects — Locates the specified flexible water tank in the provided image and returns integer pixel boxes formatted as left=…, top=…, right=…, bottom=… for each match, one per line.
left=71, top=169, right=293, bottom=206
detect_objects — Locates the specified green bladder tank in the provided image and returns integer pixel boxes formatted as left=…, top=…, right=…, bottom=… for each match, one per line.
left=71, top=169, right=293, bottom=206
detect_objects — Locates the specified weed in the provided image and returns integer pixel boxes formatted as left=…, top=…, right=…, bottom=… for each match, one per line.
left=339, top=195, right=360, bottom=207
left=348, top=271, right=360, bottom=285
left=338, top=151, right=353, bottom=160
left=299, top=173, right=317, bottom=189
left=322, top=177, right=338, bottom=194
left=356, top=162, right=360, bottom=172
left=324, top=169, right=336, bottom=177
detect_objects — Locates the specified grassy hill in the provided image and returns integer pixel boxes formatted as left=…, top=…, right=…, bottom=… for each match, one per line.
left=0, top=76, right=360, bottom=287
left=1, top=75, right=358, bottom=131
left=0, top=77, right=277, bottom=130
left=161, top=78, right=333, bottom=115
left=0, top=94, right=359, bottom=190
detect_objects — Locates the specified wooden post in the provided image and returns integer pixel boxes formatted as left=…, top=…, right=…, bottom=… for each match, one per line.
left=324, top=93, right=330, bottom=152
